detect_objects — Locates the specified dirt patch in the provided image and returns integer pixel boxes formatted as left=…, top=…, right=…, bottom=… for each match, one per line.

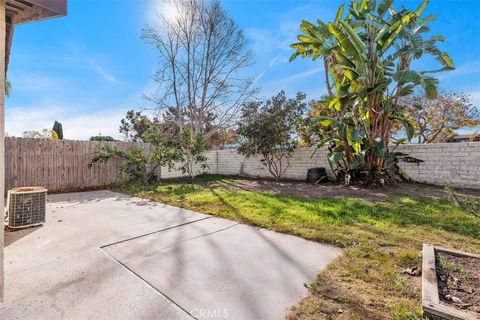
left=436, top=252, right=480, bottom=314
left=214, top=178, right=480, bottom=202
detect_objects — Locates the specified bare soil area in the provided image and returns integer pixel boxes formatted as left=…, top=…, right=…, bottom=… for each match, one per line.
left=436, top=252, right=480, bottom=314
left=214, top=178, right=480, bottom=202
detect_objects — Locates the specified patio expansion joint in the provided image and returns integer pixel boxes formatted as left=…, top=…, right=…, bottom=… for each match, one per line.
left=4, top=217, right=212, bottom=275
left=98, top=247, right=198, bottom=320
left=100, top=216, right=212, bottom=249
left=119, top=222, right=241, bottom=265
left=95, top=217, right=242, bottom=320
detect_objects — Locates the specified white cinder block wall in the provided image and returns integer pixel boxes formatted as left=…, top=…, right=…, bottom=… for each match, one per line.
left=214, top=148, right=334, bottom=180
left=160, top=142, right=480, bottom=189
left=395, top=142, right=480, bottom=189
left=158, top=151, right=217, bottom=179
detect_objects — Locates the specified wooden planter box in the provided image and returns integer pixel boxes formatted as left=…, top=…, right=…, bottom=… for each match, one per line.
left=422, top=244, right=480, bottom=320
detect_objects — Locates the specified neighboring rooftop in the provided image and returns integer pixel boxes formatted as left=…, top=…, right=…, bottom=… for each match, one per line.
left=446, top=134, right=480, bottom=143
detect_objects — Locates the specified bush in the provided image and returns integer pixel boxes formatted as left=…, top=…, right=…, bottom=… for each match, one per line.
left=89, top=127, right=180, bottom=183
left=90, top=136, right=115, bottom=141
left=237, top=91, right=306, bottom=181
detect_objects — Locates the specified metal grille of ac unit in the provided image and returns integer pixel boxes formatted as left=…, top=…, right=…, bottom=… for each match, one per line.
left=7, top=187, right=47, bottom=228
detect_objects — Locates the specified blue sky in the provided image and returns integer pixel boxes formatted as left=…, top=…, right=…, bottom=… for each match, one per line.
left=6, top=0, right=480, bottom=139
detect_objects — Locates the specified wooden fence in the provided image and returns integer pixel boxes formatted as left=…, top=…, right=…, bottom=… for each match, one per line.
left=5, top=137, right=147, bottom=192
left=6, top=138, right=479, bottom=192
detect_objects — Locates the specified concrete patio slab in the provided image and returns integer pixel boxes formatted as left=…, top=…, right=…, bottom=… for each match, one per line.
left=104, top=217, right=342, bottom=320
left=4, top=190, right=208, bottom=272
left=1, top=190, right=342, bottom=320
left=0, top=248, right=191, bottom=320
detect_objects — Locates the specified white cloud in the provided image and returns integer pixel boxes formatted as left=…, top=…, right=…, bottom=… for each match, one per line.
left=243, top=3, right=336, bottom=100
left=6, top=105, right=130, bottom=140
left=438, top=59, right=480, bottom=80
left=62, top=109, right=128, bottom=139
left=246, top=4, right=334, bottom=56
left=254, top=70, right=267, bottom=83
left=268, top=56, right=280, bottom=68
left=10, top=74, right=71, bottom=93
left=260, top=67, right=324, bottom=93
left=253, top=55, right=285, bottom=83
left=284, top=67, right=324, bottom=81
left=89, top=59, right=119, bottom=84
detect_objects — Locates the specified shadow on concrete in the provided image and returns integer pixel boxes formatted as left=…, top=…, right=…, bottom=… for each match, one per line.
left=47, top=190, right=158, bottom=208
left=5, top=225, right=43, bottom=247
left=208, top=186, right=314, bottom=278
left=4, top=189, right=341, bottom=320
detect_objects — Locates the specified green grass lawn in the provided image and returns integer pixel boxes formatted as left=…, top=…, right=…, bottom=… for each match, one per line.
left=116, top=174, right=480, bottom=320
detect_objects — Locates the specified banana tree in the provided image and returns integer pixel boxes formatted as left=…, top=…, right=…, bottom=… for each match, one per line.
left=291, top=0, right=453, bottom=186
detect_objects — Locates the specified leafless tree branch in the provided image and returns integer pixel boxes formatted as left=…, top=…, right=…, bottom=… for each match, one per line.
left=142, top=0, right=257, bottom=137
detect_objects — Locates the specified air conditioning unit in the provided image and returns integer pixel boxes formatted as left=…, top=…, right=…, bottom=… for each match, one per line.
left=6, top=187, right=47, bottom=228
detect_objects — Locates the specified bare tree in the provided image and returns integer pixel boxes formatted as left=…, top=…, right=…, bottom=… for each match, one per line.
left=142, top=0, right=256, bottom=138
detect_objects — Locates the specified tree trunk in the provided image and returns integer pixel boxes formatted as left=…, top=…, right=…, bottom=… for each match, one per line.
left=323, top=56, right=333, bottom=96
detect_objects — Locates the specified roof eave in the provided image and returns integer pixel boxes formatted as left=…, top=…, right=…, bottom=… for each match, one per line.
left=9, top=0, right=67, bottom=25
left=5, top=0, right=67, bottom=70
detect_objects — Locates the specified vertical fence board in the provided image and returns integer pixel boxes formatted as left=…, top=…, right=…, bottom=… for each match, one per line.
left=4, top=138, right=149, bottom=193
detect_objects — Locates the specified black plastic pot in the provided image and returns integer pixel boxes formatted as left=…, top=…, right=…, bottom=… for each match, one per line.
left=306, top=167, right=328, bottom=183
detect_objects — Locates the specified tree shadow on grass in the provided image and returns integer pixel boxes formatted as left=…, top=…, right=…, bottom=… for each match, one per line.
left=204, top=186, right=480, bottom=240
left=206, top=187, right=319, bottom=279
